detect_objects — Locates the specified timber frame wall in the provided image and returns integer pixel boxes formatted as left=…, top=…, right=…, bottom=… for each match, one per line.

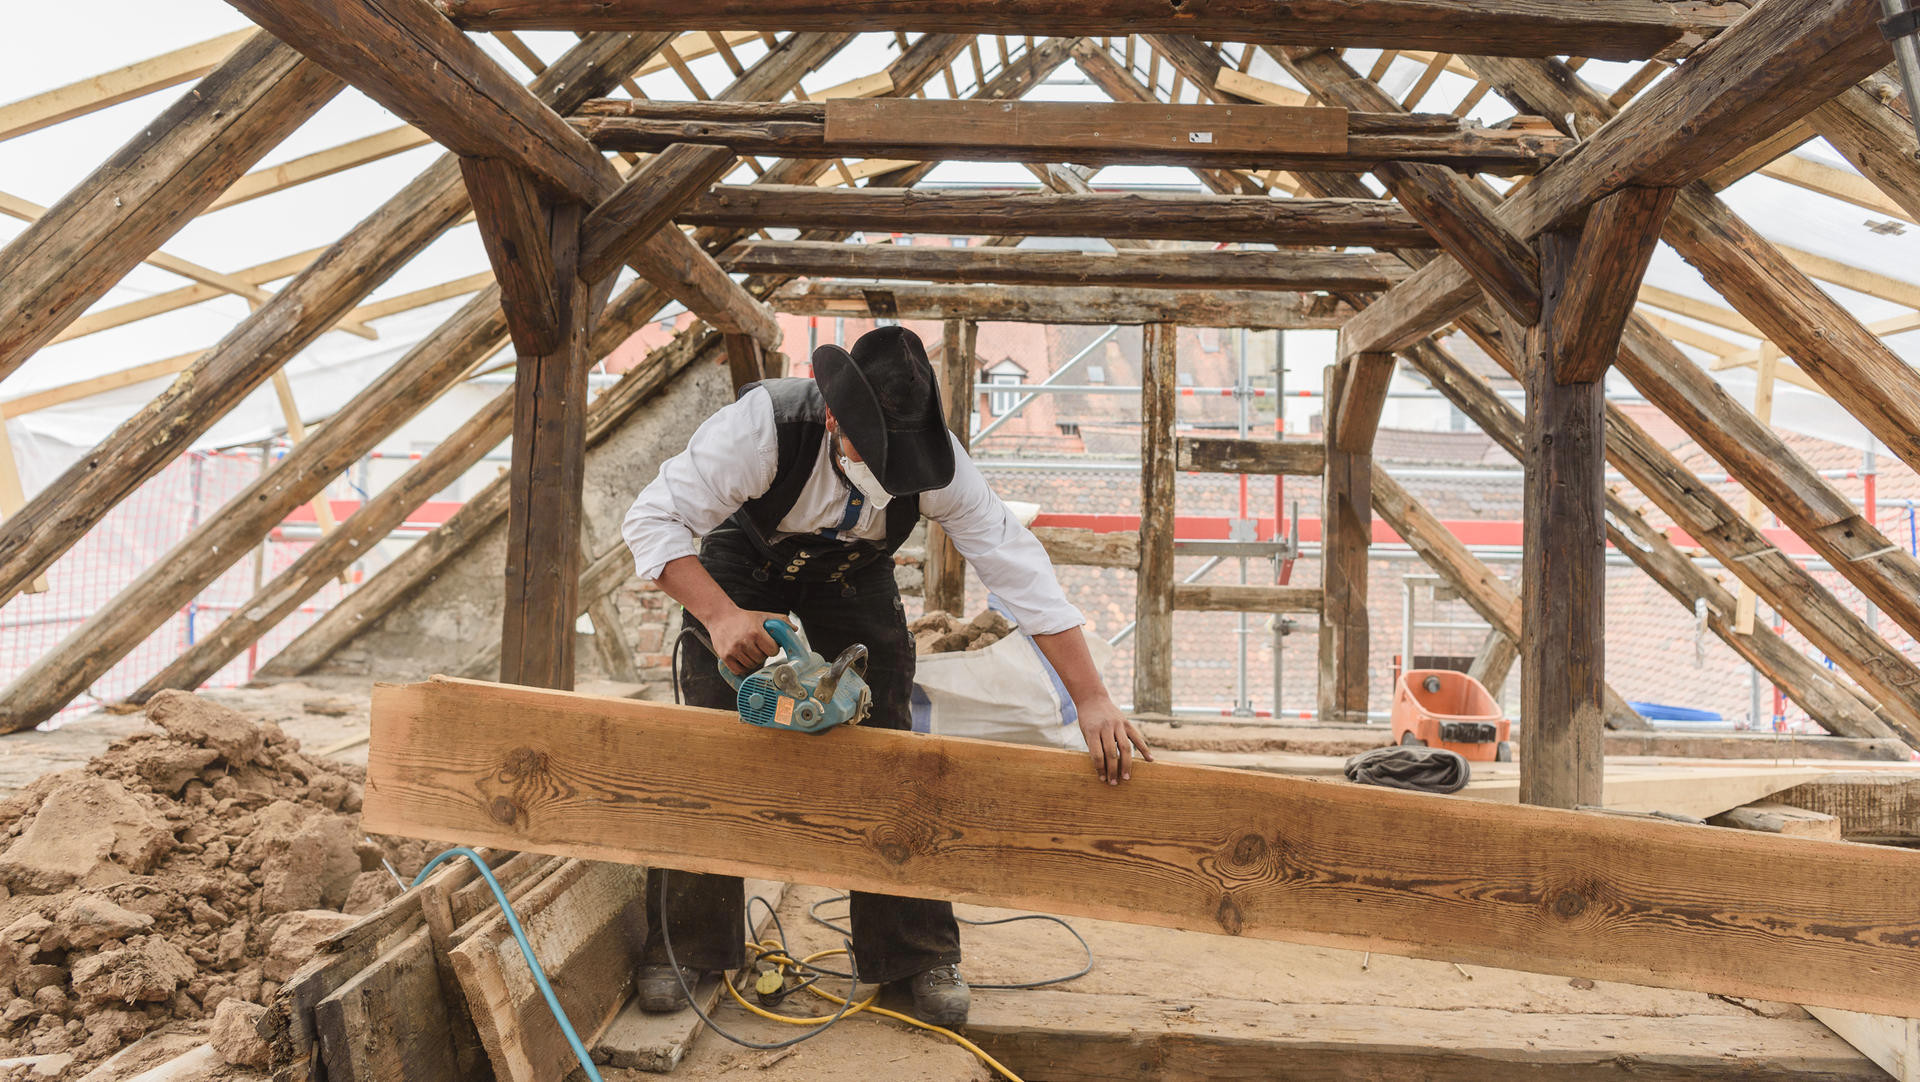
left=0, top=5, right=1916, bottom=816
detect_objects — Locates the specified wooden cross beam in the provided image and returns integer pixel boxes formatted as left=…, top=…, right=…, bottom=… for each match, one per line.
left=772, top=280, right=1353, bottom=329
left=571, top=98, right=1573, bottom=173
left=721, top=240, right=1411, bottom=292
left=1396, top=338, right=1896, bottom=744
left=677, top=185, right=1431, bottom=247
left=434, top=0, right=1741, bottom=61
left=223, top=0, right=778, bottom=347
left=365, top=677, right=1920, bottom=1017
left=0, top=32, right=341, bottom=387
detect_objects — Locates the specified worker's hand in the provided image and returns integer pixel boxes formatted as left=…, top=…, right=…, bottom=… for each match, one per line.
left=709, top=607, right=791, bottom=676
left=1076, top=695, right=1153, bottom=785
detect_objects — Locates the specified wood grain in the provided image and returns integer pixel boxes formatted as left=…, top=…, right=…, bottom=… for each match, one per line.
left=773, top=280, right=1351, bottom=330
left=1175, top=437, right=1326, bottom=476
left=1319, top=362, right=1372, bottom=723
left=724, top=240, right=1409, bottom=292
left=1172, top=584, right=1323, bottom=613
left=1031, top=527, right=1139, bottom=571
left=1550, top=185, right=1674, bottom=384
left=1373, top=160, right=1540, bottom=325
left=828, top=97, right=1346, bottom=155
left=364, top=677, right=1920, bottom=1016
left=1133, top=324, right=1177, bottom=716
left=438, top=0, right=1741, bottom=61
left=1337, top=256, right=1479, bottom=357
left=1521, top=231, right=1607, bottom=808
left=679, top=185, right=1432, bottom=248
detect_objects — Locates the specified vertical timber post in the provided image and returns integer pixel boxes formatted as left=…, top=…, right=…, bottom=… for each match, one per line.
left=1319, top=358, right=1374, bottom=723
left=1134, top=323, right=1177, bottom=715
left=1520, top=233, right=1606, bottom=807
left=462, top=158, right=591, bottom=691
left=926, top=317, right=974, bottom=614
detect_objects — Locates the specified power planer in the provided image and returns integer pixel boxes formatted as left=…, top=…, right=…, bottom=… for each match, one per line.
left=720, top=619, right=871, bottom=733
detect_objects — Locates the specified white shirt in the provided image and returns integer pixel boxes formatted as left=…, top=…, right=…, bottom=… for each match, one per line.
left=623, top=386, right=1085, bottom=635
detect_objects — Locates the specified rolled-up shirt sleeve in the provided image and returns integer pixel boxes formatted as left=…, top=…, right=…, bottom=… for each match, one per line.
left=622, top=387, right=779, bottom=581
left=919, top=433, right=1085, bottom=635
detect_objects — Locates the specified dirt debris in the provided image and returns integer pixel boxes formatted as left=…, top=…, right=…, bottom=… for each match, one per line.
left=206, top=1000, right=268, bottom=1068
left=0, top=691, right=431, bottom=1078
left=909, top=609, right=1015, bottom=656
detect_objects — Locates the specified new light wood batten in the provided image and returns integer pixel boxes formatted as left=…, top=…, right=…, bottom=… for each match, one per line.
left=437, top=0, right=1742, bottom=61
left=1176, top=437, right=1326, bottom=476
left=364, top=677, right=1920, bottom=1017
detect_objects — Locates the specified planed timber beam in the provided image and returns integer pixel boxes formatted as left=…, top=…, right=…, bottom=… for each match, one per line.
left=1399, top=337, right=1896, bottom=743
left=0, top=32, right=342, bottom=387
left=721, top=240, right=1411, bottom=292
left=365, top=675, right=1920, bottom=1016
left=0, top=29, right=257, bottom=142
left=571, top=98, right=1574, bottom=173
left=677, top=185, right=1431, bottom=247
left=223, top=0, right=779, bottom=348
left=252, top=32, right=1011, bottom=682
left=434, top=0, right=1742, bottom=60
left=772, top=280, right=1353, bottom=329
left=0, top=35, right=667, bottom=726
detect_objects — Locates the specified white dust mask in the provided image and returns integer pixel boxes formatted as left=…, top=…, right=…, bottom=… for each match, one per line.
left=837, top=446, right=894, bottom=510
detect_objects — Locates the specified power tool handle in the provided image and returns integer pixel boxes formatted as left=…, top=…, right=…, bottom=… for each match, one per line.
left=715, top=619, right=804, bottom=690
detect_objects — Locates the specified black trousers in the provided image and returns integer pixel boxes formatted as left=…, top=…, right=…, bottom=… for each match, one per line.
left=640, top=522, right=961, bottom=984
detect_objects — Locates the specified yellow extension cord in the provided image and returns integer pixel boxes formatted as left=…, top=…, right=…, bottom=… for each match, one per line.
left=722, top=939, right=1026, bottom=1082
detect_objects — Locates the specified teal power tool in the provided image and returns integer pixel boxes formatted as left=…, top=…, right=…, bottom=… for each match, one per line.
left=719, top=620, right=871, bottom=733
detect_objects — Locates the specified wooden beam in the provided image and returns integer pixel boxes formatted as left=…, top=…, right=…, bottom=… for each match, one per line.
left=578, top=31, right=851, bottom=282
left=436, top=0, right=1741, bottom=60
left=723, top=240, right=1410, bottom=292
left=208, top=124, right=433, bottom=211
left=1319, top=361, right=1371, bottom=724
left=1810, top=78, right=1920, bottom=223
left=1548, top=185, right=1675, bottom=383
left=1453, top=315, right=1920, bottom=749
left=1806, top=1008, right=1920, bottom=1082
left=258, top=36, right=1009, bottom=682
left=773, top=280, right=1352, bottom=329
left=925, top=318, right=973, bottom=615
left=676, top=185, right=1432, bottom=247
left=1133, top=323, right=1177, bottom=715
left=1174, top=437, right=1325, bottom=476
left=1775, top=773, right=1920, bottom=844
left=364, top=676, right=1920, bottom=1016
left=1337, top=257, right=1479, bottom=357
left=1370, top=465, right=1649, bottom=734
left=1034, top=527, right=1139, bottom=570
left=0, top=29, right=256, bottom=142
left=0, top=32, right=341, bottom=387
left=966, top=990, right=1887, bottom=1082
left=462, top=159, right=567, bottom=356
left=1522, top=236, right=1619, bottom=807
left=0, top=425, right=46, bottom=595
left=720, top=332, right=766, bottom=393
left=226, top=0, right=778, bottom=348
left=574, top=98, right=1573, bottom=173
left=1331, top=351, right=1396, bottom=454
left=1371, top=160, right=1541, bottom=325
left=1709, top=803, right=1843, bottom=840
left=0, top=37, right=663, bottom=726
left=1172, top=584, right=1322, bottom=613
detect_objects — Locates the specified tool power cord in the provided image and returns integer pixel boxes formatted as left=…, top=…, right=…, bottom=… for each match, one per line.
left=664, top=626, right=1096, bottom=1079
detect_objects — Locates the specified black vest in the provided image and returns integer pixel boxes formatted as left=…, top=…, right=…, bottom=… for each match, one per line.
left=731, top=379, right=921, bottom=554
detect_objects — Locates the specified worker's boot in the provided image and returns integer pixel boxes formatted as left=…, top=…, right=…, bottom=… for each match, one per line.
left=634, top=964, right=703, bottom=1013
left=903, top=963, right=969, bottom=1027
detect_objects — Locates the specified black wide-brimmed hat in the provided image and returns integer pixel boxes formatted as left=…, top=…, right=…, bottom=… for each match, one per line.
left=813, top=326, right=956, bottom=495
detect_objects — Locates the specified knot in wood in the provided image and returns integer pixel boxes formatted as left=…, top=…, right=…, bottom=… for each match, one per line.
left=1551, top=888, right=1589, bottom=920
left=1226, top=832, right=1270, bottom=869
left=489, top=795, right=521, bottom=826
left=1215, top=892, right=1246, bottom=936
left=868, top=819, right=936, bottom=866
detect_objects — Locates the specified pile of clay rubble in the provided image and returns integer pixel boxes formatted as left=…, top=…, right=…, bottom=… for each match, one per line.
left=910, top=609, right=1015, bottom=656
left=0, top=692, right=434, bottom=1080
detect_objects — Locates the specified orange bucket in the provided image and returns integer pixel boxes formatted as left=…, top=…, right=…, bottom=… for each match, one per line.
left=1391, top=669, right=1512, bottom=762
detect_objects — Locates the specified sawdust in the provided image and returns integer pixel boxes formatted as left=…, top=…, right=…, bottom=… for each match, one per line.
left=910, top=609, right=1015, bottom=657
left=0, top=691, right=433, bottom=1078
